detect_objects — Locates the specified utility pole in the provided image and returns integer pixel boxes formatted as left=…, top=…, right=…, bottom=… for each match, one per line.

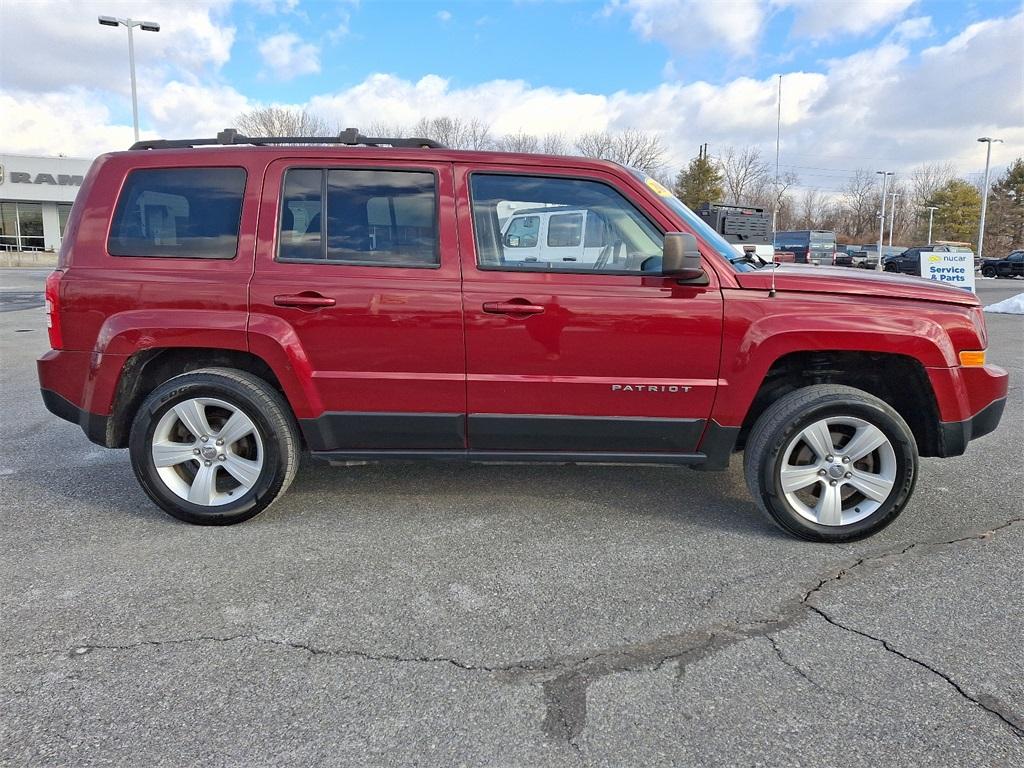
left=976, top=137, right=1003, bottom=259
left=875, top=171, right=893, bottom=270
left=98, top=16, right=161, bottom=141
left=888, top=192, right=900, bottom=247
left=925, top=205, right=938, bottom=244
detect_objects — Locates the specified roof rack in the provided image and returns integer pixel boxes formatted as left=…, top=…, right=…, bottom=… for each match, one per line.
left=130, top=127, right=446, bottom=151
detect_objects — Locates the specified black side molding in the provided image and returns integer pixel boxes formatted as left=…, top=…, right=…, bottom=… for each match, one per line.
left=299, top=412, right=466, bottom=451
left=468, top=414, right=705, bottom=453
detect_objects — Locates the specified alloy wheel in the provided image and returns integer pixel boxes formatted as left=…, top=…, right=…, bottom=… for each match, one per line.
left=150, top=397, right=264, bottom=506
left=778, top=416, right=897, bottom=526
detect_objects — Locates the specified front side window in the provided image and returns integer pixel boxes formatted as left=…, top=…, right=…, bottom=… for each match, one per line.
left=108, top=167, right=246, bottom=259
left=278, top=168, right=438, bottom=267
left=470, top=174, right=662, bottom=273
left=504, top=215, right=539, bottom=248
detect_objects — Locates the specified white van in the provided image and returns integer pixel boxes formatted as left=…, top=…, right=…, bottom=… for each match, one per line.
left=500, top=207, right=606, bottom=265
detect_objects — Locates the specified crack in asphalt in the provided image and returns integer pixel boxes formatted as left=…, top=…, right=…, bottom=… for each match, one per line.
left=764, top=635, right=826, bottom=693
left=805, top=604, right=1024, bottom=738
left=37, top=515, right=1024, bottom=754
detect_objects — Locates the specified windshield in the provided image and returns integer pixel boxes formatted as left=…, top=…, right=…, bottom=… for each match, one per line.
left=628, top=170, right=764, bottom=271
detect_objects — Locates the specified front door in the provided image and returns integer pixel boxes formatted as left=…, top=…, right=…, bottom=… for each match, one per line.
left=456, top=164, right=723, bottom=457
left=248, top=158, right=466, bottom=452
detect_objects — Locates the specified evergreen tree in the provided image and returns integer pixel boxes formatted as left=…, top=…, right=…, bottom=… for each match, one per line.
left=673, top=144, right=724, bottom=209
left=930, top=179, right=982, bottom=244
left=985, top=157, right=1024, bottom=253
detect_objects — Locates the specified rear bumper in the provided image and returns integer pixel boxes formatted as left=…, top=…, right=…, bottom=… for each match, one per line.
left=40, top=387, right=111, bottom=446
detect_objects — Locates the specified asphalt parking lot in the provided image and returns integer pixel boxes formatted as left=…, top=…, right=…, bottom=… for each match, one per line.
left=1, top=268, right=1021, bottom=767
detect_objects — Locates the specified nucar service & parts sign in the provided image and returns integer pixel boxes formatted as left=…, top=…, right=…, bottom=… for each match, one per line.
left=920, top=251, right=975, bottom=292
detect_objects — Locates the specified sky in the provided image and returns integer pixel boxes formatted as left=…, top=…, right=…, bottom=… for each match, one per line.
left=1, top=0, right=1021, bottom=195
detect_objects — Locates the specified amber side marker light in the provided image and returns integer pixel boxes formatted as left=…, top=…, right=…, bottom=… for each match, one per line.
left=959, top=350, right=986, bottom=367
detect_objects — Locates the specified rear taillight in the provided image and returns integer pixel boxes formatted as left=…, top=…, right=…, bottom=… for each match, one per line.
left=44, top=270, right=64, bottom=349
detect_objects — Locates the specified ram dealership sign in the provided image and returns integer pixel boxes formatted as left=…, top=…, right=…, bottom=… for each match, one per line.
left=0, top=154, right=92, bottom=204
left=920, top=251, right=976, bottom=292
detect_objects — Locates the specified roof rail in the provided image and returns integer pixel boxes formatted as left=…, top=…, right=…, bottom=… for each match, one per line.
left=130, top=127, right=446, bottom=151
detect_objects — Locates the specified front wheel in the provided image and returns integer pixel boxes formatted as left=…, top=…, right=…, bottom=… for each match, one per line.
left=129, top=368, right=300, bottom=525
left=744, top=385, right=918, bottom=542
left=982, top=266, right=997, bottom=278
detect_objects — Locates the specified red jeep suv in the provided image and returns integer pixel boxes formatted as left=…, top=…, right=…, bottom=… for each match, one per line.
left=38, top=129, right=1008, bottom=541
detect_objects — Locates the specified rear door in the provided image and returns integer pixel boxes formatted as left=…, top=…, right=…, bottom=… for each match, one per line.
left=248, top=158, right=466, bottom=452
left=456, top=164, right=723, bottom=457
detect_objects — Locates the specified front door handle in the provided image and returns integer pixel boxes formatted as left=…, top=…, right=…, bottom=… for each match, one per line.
left=274, top=292, right=336, bottom=309
left=482, top=300, right=545, bottom=316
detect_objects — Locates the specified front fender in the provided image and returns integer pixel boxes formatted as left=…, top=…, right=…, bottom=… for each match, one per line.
left=711, top=290, right=963, bottom=427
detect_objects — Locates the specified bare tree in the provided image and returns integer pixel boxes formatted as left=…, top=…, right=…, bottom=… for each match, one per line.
left=574, top=129, right=666, bottom=175
left=574, top=131, right=617, bottom=160
left=611, top=128, right=667, bottom=175
left=364, top=121, right=409, bottom=139
left=717, top=146, right=771, bottom=205
left=235, top=107, right=333, bottom=137
left=839, top=169, right=880, bottom=240
left=799, top=188, right=826, bottom=229
left=496, top=131, right=540, bottom=153
left=910, top=162, right=957, bottom=208
left=765, top=170, right=799, bottom=220
left=541, top=133, right=569, bottom=155
left=413, top=116, right=493, bottom=149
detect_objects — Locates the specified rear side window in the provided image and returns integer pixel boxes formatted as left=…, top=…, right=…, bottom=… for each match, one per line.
left=278, top=168, right=438, bottom=267
left=547, top=213, right=583, bottom=247
left=108, top=167, right=246, bottom=259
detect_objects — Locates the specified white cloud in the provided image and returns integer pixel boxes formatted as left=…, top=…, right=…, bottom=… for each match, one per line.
left=0, top=89, right=138, bottom=157
left=258, top=32, right=321, bottom=79
left=774, top=0, right=916, bottom=40
left=0, top=0, right=236, bottom=94
left=609, top=0, right=766, bottom=53
left=1, top=6, right=1019, bottom=191
left=890, top=15, right=933, bottom=43
left=436, top=10, right=452, bottom=23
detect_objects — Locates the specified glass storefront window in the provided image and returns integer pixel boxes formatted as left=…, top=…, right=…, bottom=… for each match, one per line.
left=17, top=202, right=44, bottom=250
left=58, top=203, right=73, bottom=237
left=0, top=203, right=17, bottom=250
left=0, top=202, right=56, bottom=250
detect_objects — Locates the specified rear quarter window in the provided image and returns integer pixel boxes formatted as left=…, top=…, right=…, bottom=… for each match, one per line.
left=108, top=167, right=246, bottom=259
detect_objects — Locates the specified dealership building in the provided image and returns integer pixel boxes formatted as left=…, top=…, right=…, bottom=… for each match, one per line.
left=0, top=153, right=93, bottom=252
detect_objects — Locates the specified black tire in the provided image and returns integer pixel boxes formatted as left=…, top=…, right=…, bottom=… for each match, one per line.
left=743, top=385, right=918, bottom=542
left=982, top=267, right=997, bottom=278
left=129, top=367, right=300, bottom=525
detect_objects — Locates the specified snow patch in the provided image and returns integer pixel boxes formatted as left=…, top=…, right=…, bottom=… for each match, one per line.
left=983, top=293, right=1024, bottom=315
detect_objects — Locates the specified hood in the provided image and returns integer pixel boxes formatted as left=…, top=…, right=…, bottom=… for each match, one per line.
left=734, top=265, right=979, bottom=306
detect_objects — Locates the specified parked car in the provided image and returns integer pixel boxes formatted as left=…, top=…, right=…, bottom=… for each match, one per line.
left=980, top=250, right=1024, bottom=278
left=834, top=244, right=869, bottom=268
left=38, top=128, right=1008, bottom=542
left=883, top=244, right=974, bottom=275
left=773, top=230, right=836, bottom=265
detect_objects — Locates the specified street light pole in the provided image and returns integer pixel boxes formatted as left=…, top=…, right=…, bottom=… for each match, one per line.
left=925, top=205, right=938, bottom=244
left=98, top=16, right=160, bottom=141
left=875, top=171, right=893, bottom=270
left=976, top=137, right=1003, bottom=260
left=888, top=192, right=900, bottom=247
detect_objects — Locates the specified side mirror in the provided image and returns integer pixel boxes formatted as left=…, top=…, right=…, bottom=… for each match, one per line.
left=662, top=232, right=704, bottom=279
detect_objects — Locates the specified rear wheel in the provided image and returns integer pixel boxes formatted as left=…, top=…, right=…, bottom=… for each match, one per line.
left=744, top=385, right=917, bottom=542
left=129, top=368, right=300, bottom=525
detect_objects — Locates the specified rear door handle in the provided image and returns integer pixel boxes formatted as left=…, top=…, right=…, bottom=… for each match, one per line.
left=274, top=293, right=336, bottom=308
left=482, top=300, right=545, bottom=316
